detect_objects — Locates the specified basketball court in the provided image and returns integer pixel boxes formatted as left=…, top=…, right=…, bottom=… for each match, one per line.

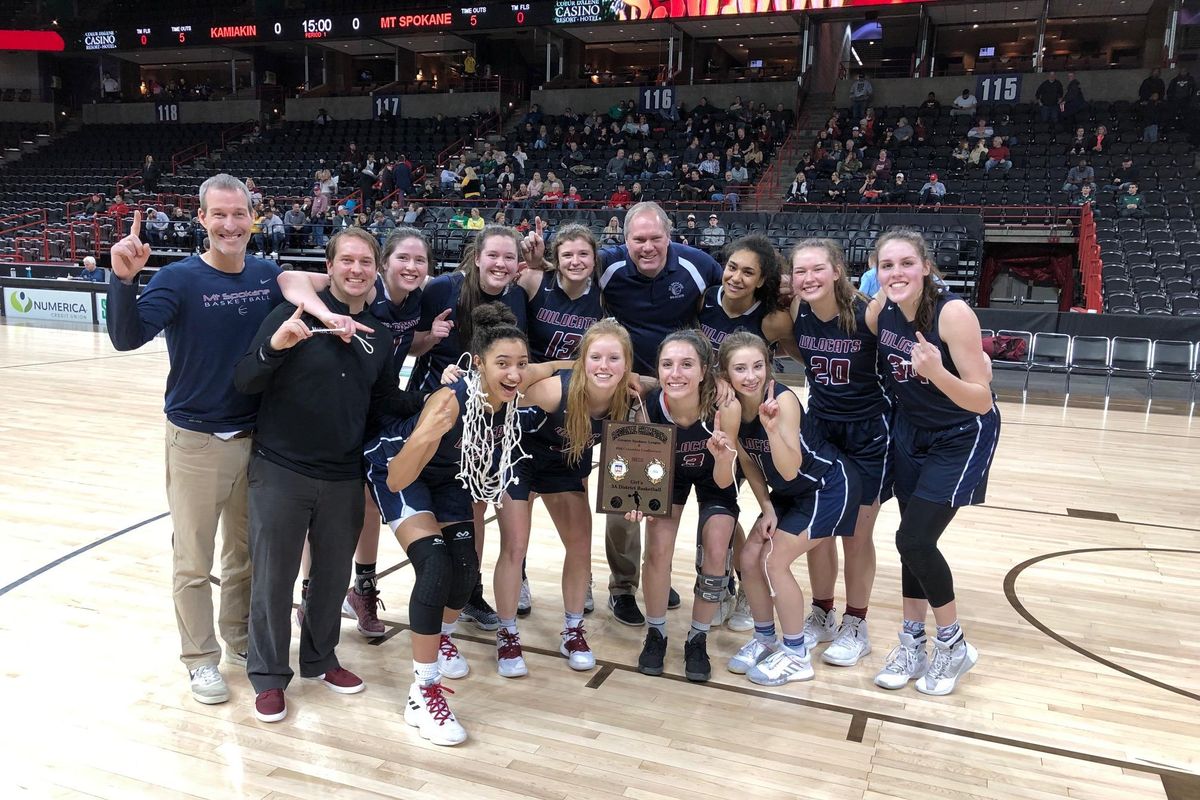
left=2, top=321, right=1197, bottom=799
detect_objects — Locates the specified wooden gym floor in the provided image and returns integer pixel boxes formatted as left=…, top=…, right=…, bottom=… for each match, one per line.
left=1, top=322, right=1198, bottom=800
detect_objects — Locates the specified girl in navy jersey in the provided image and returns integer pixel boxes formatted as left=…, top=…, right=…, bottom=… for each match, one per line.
left=714, top=332, right=859, bottom=686
left=516, top=223, right=604, bottom=362
left=490, top=320, right=638, bottom=675
left=408, top=225, right=529, bottom=631
left=865, top=228, right=999, bottom=696
left=786, top=238, right=891, bottom=669
left=363, top=305, right=531, bottom=746
left=696, top=234, right=791, bottom=633
left=627, top=329, right=739, bottom=683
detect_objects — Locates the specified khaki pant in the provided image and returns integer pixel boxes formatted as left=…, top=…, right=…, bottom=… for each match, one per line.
left=605, top=515, right=642, bottom=596
left=165, top=420, right=252, bottom=670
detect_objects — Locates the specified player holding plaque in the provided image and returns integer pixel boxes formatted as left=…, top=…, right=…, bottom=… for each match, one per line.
left=624, top=329, right=738, bottom=684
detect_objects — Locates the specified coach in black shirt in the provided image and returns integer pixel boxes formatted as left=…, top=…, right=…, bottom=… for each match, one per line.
left=233, top=228, right=422, bottom=722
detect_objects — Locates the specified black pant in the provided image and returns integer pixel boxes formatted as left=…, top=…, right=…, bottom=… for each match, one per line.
left=246, top=455, right=364, bottom=692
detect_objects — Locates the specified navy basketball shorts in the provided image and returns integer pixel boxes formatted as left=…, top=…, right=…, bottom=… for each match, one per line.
left=366, top=460, right=474, bottom=529
left=671, top=473, right=740, bottom=518
left=890, top=407, right=1000, bottom=508
left=771, top=457, right=860, bottom=539
left=505, top=452, right=590, bottom=501
left=803, top=411, right=892, bottom=506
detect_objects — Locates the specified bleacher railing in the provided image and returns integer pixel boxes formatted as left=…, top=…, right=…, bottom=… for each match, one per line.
left=170, top=141, right=208, bottom=175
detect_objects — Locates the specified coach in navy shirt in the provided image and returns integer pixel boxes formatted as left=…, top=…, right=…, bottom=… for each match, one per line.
left=107, top=174, right=359, bottom=708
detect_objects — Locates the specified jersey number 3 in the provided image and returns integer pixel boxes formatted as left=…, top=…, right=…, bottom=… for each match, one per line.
left=809, top=356, right=851, bottom=386
left=887, top=354, right=930, bottom=384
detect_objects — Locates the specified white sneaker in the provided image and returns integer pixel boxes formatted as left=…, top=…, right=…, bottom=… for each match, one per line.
left=517, top=578, right=532, bottom=617
left=404, top=681, right=467, bottom=746
left=802, top=606, right=837, bottom=649
left=437, top=634, right=470, bottom=679
left=822, top=614, right=872, bottom=667
left=559, top=625, right=596, bottom=671
left=189, top=664, right=229, bottom=705
left=874, top=633, right=930, bottom=690
left=713, top=588, right=734, bottom=627
left=747, top=646, right=814, bottom=686
left=726, top=587, right=753, bottom=632
left=496, top=629, right=528, bottom=678
left=269, top=251, right=279, bottom=259
left=916, top=637, right=978, bottom=696
left=584, top=578, right=595, bottom=614
left=727, top=637, right=777, bottom=675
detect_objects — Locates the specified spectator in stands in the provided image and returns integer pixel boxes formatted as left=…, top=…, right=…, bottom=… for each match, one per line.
left=109, top=193, right=130, bottom=218
left=465, top=208, right=485, bottom=231
left=1062, top=158, right=1094, bottom=196
left=680, top=169, right=706, bottom=202
left=1167, top=67, right=1196, bottom=128
left=1089, top=125, right=1108, bottom=154
left=314, top=107, right=332, bottom=125
left=260, top=207, right=285, bottom=258
left=542, top=181, right=565, bottom=208
left=460, top=167, right=482, bottom=204
left=142, top=156, right=162, bottom=194
left=524, top=103, right=543, bottom=126
left=985, top=136, right=1012, bottom=174
left=677, top=214, right=700, bottom=245
left=144, top=207, right=170, bottom=245
left=609, top=183, right=632, bottom=209
left=1062, top=72, right=1087, bottom=129
left=968, top=138, right=988, bottom=169
left=496, top=163, right=517, bottom=192
left=838, top=147, right=863, bottom=178
left=370, top=210, right=396, bottom=242
left=1118, top=183, right=1144, bottom=218
left=951, top=88, right=978, bottom=118
left=826, top=171, right=848, bottom=203
left=81, top=193, right=106, bottom=217
left=858, top=170, right=884, bottom=204
left=893, top=117, right=915, bottom=150
left=310, top=184, right=329, bottom=247
left=601, top=216, right=623, bottom=245
left=859, top=254, right=879, bottom=296
left=563, top=185, right=582, bottom=210
left=76, top=255, right=104, bottom=282
left=625, top=152, right=647, bottom=180
left=728, top=158, right=749, bottom=184
left=950, top=138, right=971, bottom=174
left=785, top=170, right=808, bottom=204
left=699, top=151, right=722, bottom=177
left=511, top=182, right=530, bottom=208
left=1139, top=68, right=1165, bottom=103
left=283, top=203, right=308, bottom=250
left=967, top=118, right=994, bottom=141
left=919, top=173, right=947, bottom=206
left=102, top=72, right=120, bottom=101
left=1067, top=126, right=1089, bottom=156
left=1036, top=72, right=1064, bottom=124
left=700, top=215, right=727, bottom=250
left=170, top=207, right=193, bottom=249
left=871, top=148, right=893, bottom=182
left=920, top=92, right=941, bottom=114
left=657, top=153, right=677, bottom=177
left=712, top=170, right=742, bottom=211
left=448, top=208, right=468, bottom=229
left=1109, top=155, right=1140, bottom=195
left=629, top=181, right=646, bottom=206
left=850, top=73, right=873, bottom=124
left=607, top=147, right=628, bottom=178
left=1140, top=92, right=1166, bottom=143
left=887, top=172, right=910, bottom=204
left=1075, top=183, right=1096, bottom=209
left=510, top=143, right=528, bottom=175
left=243, top=178, right=262, bottom=207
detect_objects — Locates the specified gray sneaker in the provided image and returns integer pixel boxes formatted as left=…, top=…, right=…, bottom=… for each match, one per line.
left=189, top=664, right=229, bottom=705
left=223, top=650, right=248, bottom=670
left=458, top=598, right=500, bottom=631
left=802, top=605, right=837, bottom=649
left=874, top=633, right=929, bottom=690
left=822, top=615, right=872, bottom=667
left=727, top=637, right=777, bottom=675
left=583, top=578, right=595, bottom=614
left=916, top=637, right=978, bottom=696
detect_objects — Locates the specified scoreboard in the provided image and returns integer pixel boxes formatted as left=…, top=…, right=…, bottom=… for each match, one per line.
left=77, top=0, right=942, bottom=50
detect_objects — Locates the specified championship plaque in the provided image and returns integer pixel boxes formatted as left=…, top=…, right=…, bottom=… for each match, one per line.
left=595, top=420, right=676, bottom=517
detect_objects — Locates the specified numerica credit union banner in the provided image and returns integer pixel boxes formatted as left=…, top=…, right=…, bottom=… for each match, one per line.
left=4, top=287, right=95, bottom=323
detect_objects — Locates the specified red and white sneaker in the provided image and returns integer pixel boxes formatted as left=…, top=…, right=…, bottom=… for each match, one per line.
left=496, top=629, right=528, bottom=678
left=342, top=588, right=386, bottom=638
left=254, top=688, right=287, bottom=723
left=438, top=634, right=470, bottom=679
left=405, top=681, right=467, bottom=746
left=307, top=666, right=365, bottom=694
left=560, top=625, right=596, bottom=671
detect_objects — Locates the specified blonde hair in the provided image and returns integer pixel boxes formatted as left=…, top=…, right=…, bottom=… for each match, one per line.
left=716, top=331, right=774, bottom=391
left=872, top=227, right=944, bottom=333
left=562, top=320, right=634, bottom=466
left=789, top=237, right=867, bottom=334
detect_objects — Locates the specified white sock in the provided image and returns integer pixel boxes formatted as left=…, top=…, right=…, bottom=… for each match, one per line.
left=413, top=660, right=439, bottom=686
left=440, top=621, right=457, bottom=637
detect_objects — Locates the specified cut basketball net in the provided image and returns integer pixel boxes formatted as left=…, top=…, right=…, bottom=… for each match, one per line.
left=455, top=352, right=529, bottom=506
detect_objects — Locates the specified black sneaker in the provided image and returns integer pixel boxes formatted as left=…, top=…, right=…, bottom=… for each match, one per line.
left=684, top=632, right=711, bottom=682
left=638, top=628, right=667, bottom=676
left=668, top=587, right=682, bottom=610
left=608, top=594, right=646, bottom=627
left=458, top=597, right=500, bottom=631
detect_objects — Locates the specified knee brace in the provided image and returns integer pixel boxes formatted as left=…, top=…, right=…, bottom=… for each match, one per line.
left=695, top=573, right=727, bottom=603
left=406, top=535, right=451, bottom=635
left=442, top=521, right=479, bottom=610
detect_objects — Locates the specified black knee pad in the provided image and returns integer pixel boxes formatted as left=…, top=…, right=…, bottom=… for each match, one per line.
left=442, top=522, right=479, bottom=609
left=406, top=535, right=451, bottom=635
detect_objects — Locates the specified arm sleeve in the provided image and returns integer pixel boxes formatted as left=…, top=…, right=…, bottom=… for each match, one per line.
left=106, top=268, right=180, bottom=351
left=232, top=304, right=294, bottom=394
